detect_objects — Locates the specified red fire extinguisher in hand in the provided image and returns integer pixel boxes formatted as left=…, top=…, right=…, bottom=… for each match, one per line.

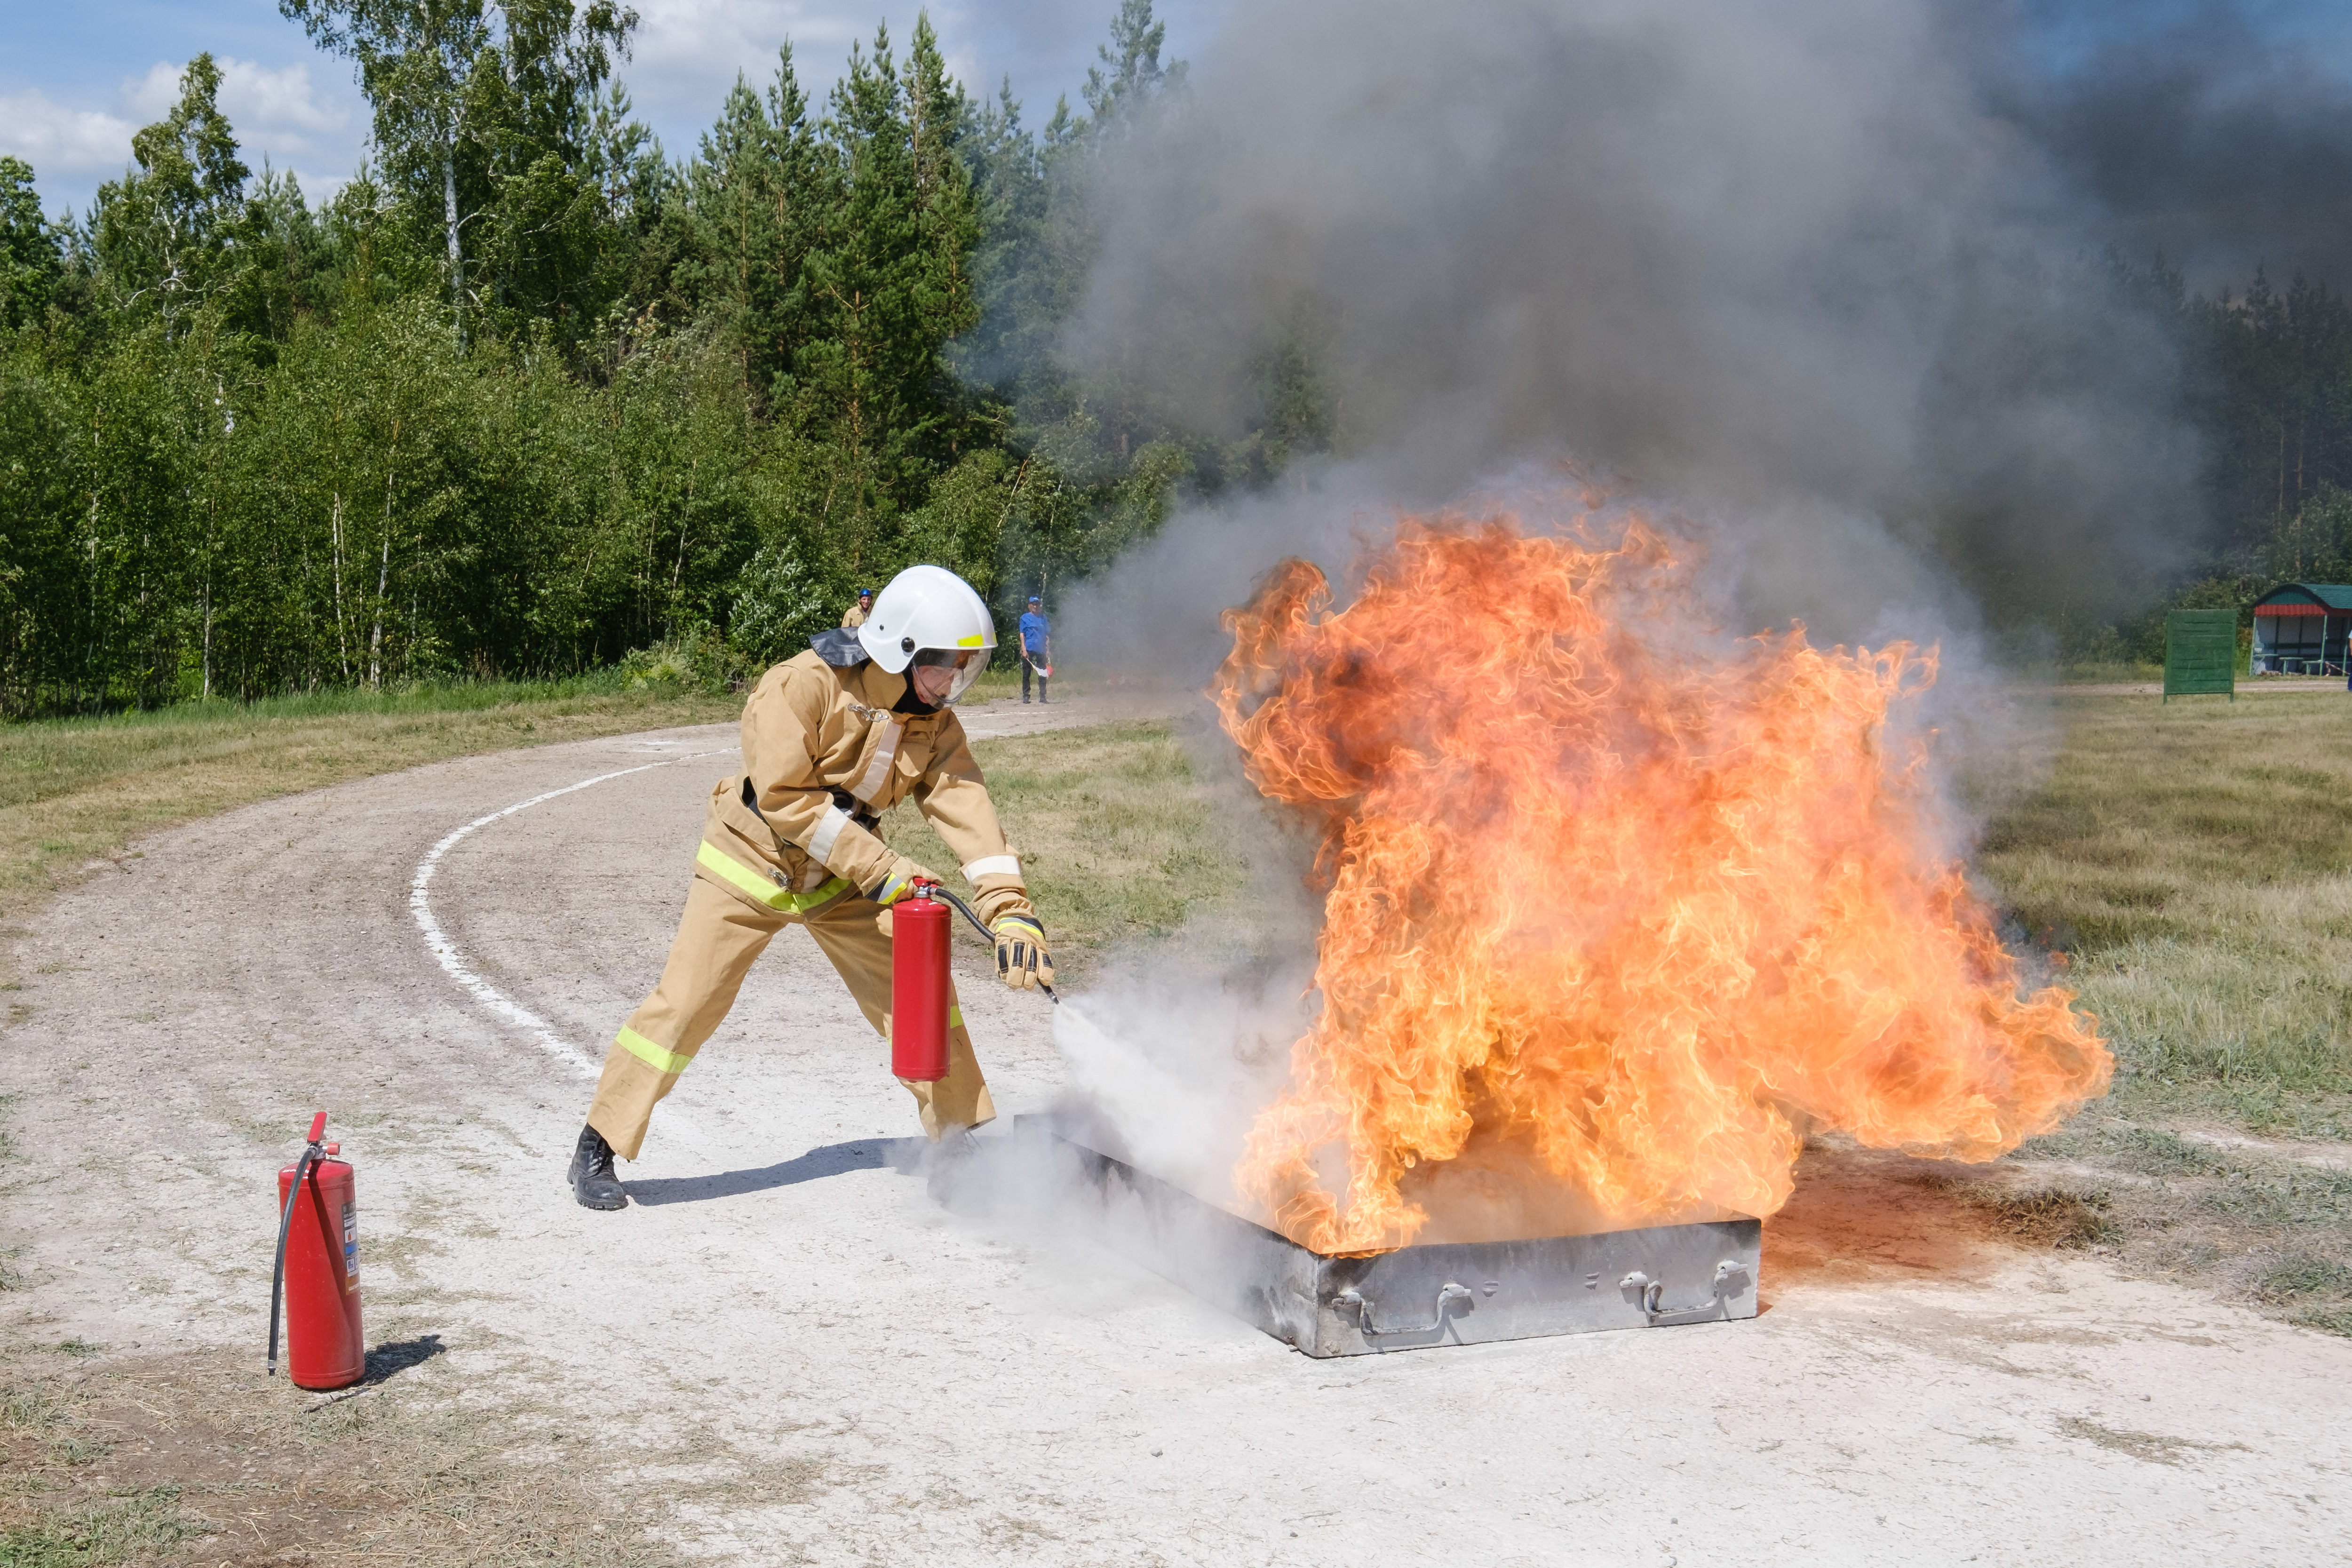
left=269, top=1112, right=366, bottom=1390
left=890, top=880, right=1056, bottom=1082
left=890, top=885, right=954, bottom=1082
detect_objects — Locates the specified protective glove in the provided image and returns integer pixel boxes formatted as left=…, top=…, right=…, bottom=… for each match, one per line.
left=992, top=915, right=1055, bottom=992
left=870, top=858, right=942, bottom=907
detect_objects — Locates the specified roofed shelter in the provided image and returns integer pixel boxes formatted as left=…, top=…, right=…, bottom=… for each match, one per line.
left=2251, top=584, right=2352, bottom=675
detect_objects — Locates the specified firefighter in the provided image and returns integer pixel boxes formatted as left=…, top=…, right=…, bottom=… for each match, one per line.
left=569, top=565, right=1054, bottom=1210
left=841, top=587, right=873, bottom=629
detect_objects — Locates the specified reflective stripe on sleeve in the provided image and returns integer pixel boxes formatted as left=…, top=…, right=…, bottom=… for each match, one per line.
left=616, top=1026, right=694, bottom=1076
left=948, top=1006, right=965, bottom=1029
left=961, top=854, right=1020, bottom=883
left=805, top=806, right=852, bottom=865
left=850, top=721, right=902, bottom=804
left=695, top=840, right=850, bottom=914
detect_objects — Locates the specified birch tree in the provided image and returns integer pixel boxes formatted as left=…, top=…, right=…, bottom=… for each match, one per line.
left=86, top=55, right=251, bottom=332
left=277, top=0, right=636, bottom=339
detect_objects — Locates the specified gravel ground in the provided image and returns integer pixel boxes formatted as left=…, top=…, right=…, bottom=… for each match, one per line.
left=2, top=692, right=2348, bottom=1567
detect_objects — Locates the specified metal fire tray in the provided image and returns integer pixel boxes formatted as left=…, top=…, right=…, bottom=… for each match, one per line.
left=1017, top=1114, right=1760, bottom=1357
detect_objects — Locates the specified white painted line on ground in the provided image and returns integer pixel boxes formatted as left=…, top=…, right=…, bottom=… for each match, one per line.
left=410, top=748, right=730, bottom=1076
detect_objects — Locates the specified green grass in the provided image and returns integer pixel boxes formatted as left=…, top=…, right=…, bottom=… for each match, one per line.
left=883, top=717, right=1252, bottom=978
left=1968, top=688, right=2352, bottom=1332
left=0, top=1370, right=189, bottom=1568
left=0, top=645, right=1089, bottom=904
left=2260, top=1254, right=2352, bottom=1334
left=2052, top=660, right=2167, bottom=684
left=1978, top=688, right=2352, bottom=1130
left=0, top=674, right=743, bottom=899
left=0, top=1488, right=194, bottom=1567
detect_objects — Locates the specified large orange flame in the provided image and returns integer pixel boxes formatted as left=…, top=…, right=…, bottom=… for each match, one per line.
left=1213, top=508, right=2111, bottom=1255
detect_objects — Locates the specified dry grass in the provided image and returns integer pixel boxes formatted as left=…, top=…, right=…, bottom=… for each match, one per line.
left=1915, top=1177, right=2121, bottom=1249
left=1998, top=1120, right=2352, bottom=1323
left=0, top=1337, right=680, bottom=1568
left=1975, top=687, right=2352, bottom=1331
left=1978, top=687, right=2352, bottom=1134
left=0, top=681, right=740, bottom=901
left=2055, top=1415, right=2245, bottom=1466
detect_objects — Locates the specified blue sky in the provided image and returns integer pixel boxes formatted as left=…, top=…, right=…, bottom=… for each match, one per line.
left=0, top=0, right=1229, bottom=220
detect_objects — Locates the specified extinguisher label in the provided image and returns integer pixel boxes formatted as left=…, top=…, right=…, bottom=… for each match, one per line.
left=342, top=1202, right=359, bottom=1290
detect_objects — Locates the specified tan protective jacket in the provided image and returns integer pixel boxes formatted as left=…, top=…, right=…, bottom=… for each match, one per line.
left=692, top=650, right=1032, bottom=923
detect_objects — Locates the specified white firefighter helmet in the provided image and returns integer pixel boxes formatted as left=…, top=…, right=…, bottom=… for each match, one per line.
left=858, top=564, right=998, bottom=703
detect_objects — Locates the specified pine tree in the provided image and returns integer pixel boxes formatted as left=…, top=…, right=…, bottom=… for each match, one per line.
left=796, top=19, right=981, bottom=516
left=678, top=47, right=827, bottom=409
left=1081, top=0, right=1186, bottom=135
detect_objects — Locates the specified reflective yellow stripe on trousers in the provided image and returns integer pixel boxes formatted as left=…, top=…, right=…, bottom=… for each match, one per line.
left=695, top=840, right=850, bottom=914
left=616, top=1025, right=694, bottom=1075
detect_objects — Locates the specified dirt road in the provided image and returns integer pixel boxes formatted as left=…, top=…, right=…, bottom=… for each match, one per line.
left=3, top=694, right=2347, bottom=1566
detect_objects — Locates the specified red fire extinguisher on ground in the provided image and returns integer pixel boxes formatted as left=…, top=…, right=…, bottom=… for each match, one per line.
left=891, top=885, right=952, bottom=1082
left=269, top=1113, right=366, bottom=1391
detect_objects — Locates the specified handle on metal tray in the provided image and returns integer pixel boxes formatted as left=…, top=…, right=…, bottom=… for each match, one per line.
left=1334, top=1281, right=1473, bottom=1337
left=1618, top=1260, right=1752, bottom=1325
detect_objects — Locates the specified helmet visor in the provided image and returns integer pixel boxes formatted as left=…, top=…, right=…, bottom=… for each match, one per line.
left=910, top=646, right=988, bottom=707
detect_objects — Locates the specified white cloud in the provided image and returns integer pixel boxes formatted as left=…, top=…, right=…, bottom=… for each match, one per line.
left=123, top=56, right=351, bottom=156
left=121, top=62, right=183, bottom=122
left=219, top=57, right=350, bottom=137
left=621, top=0, right=868, bottom=148
left=1, top=54, right=361, bottom=215
left=0, top=90, right=138, bottom=179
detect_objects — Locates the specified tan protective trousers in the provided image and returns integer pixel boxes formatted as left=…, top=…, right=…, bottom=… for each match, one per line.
left=586, top=875, right=994, bottom=1159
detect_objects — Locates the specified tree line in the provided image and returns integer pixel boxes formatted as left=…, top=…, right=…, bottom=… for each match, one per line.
left=0, top=0, right=1319, bottom=716
left=3, top=0, right=2336, bottom=709
left=2079, top=263, right=2352, bottom=664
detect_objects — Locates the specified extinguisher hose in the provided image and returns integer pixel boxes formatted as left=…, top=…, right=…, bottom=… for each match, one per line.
left=268, top=1114, right=329, bottom=1377
left=923, top=883, right=1058, bottom=1004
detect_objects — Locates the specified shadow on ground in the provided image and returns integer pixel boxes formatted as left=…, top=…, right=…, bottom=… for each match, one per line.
left=365, top=1333, right=446, bottom=1384
left=625, top=1140, right=903, bottom=1205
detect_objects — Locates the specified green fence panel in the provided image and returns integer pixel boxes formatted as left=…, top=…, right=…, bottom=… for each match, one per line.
left=2164, top=609, right=2238, bottom=701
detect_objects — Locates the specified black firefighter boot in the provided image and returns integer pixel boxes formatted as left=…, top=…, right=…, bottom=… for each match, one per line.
left=569, top=1123, right=629, bottom=1210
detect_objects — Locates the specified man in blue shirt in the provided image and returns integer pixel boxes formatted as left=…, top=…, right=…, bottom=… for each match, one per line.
left=1018, top=596, right=1050, bottom=704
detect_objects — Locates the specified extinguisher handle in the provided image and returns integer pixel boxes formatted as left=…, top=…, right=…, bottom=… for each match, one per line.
left=307, top=1112, right=328, bottom=1145
left=267, top=1145, right=318, bottom=1377
left=926, top=884, right=1059, bottom=1006
left=929, top=883, right=999, bottom=944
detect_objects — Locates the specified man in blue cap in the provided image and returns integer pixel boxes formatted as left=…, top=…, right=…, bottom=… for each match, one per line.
left=1018, top=594, right=1050, bottom=703
left=841, top=588, right=874, bottom=629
